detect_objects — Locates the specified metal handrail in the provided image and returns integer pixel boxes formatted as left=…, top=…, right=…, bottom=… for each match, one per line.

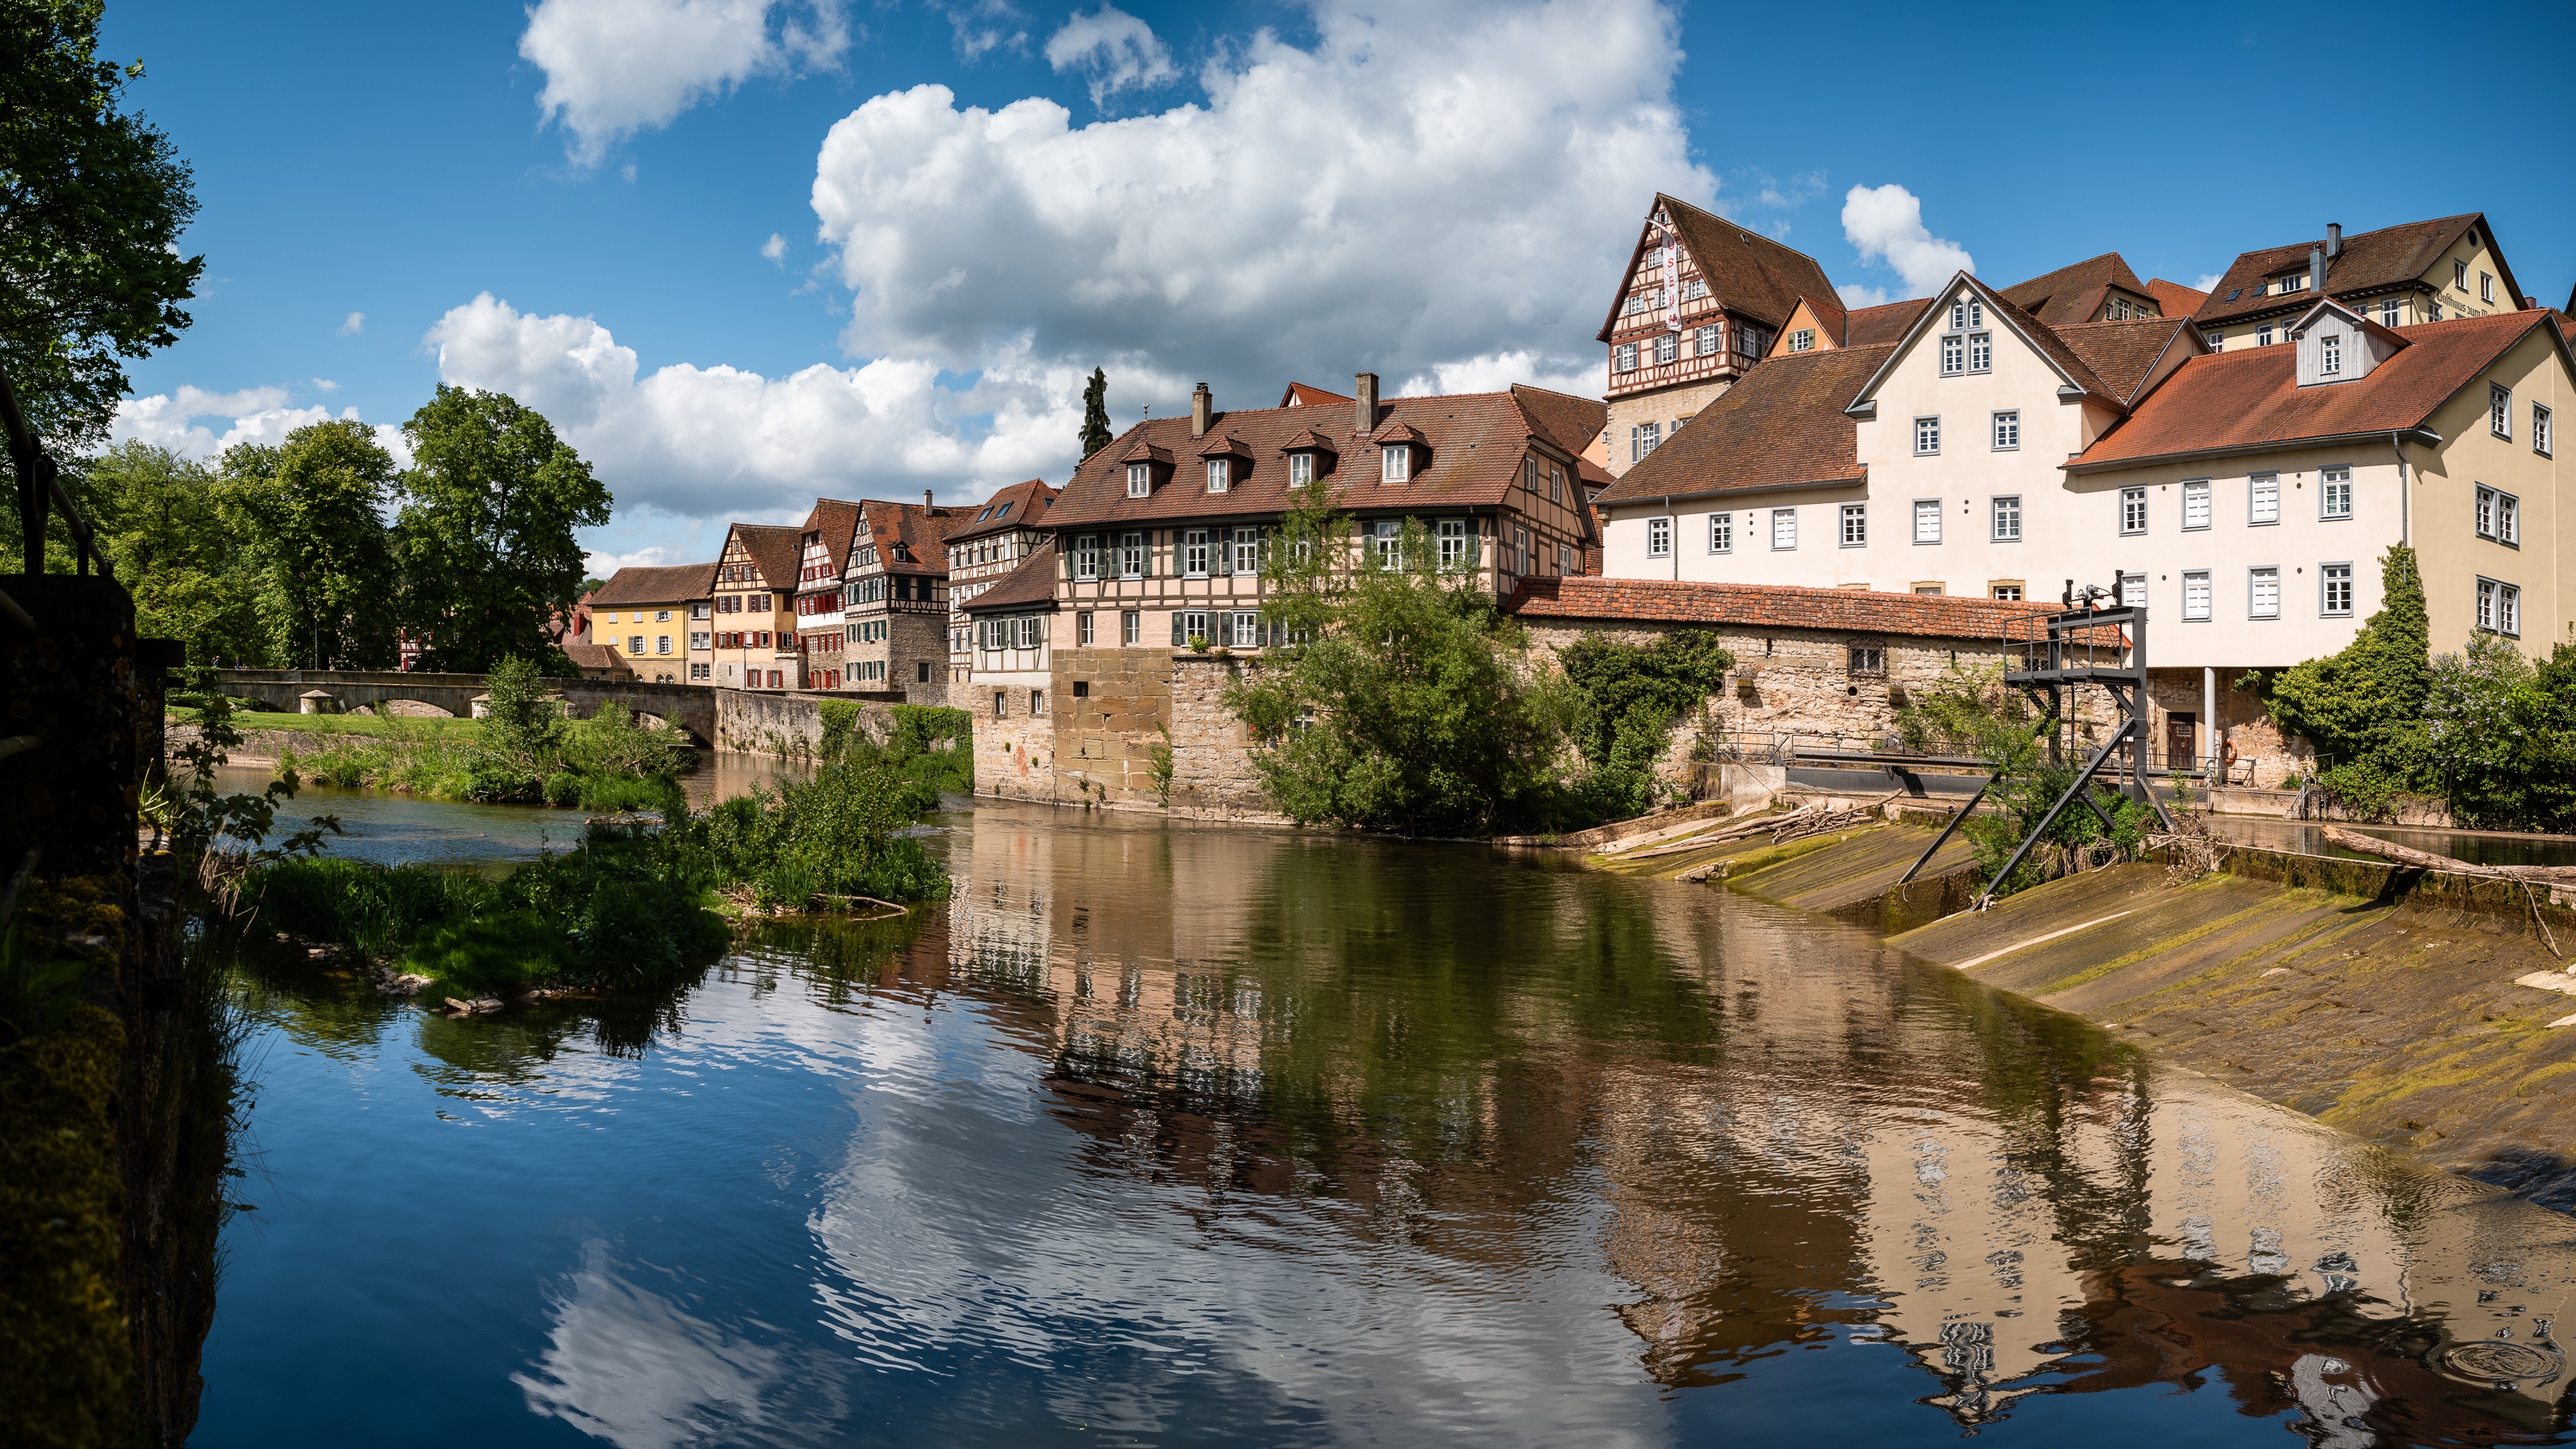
left=1, top=361, right=111, bottom=579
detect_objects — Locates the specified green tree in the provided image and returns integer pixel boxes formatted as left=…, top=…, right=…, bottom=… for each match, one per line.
left=0, top=0, right=201, bottom=452
left=224, top=420, right=400, bottom=668
left=2257, top=544, right=2431, bottom=807
left=2424, top=634, right=2576, bottom=830
left=1222, top=485, right=1566, bottom=834
left=68, top=440, right=260, bottom=660
left=1078, top=367, right=1112, bottom=460
left=394, top=385, right=610, bottom=672
left=1556, top=628, right=1733, bottom=821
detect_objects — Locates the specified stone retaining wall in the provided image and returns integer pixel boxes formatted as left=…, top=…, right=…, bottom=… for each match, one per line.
left=713, top=689, right=898, bottom=758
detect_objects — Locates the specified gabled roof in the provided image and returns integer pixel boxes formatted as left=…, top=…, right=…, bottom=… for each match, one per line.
left=851, top=499, right=961, bottom=577
left=588, top=561, right=718, bottom=606
left=1508, top=384, right=1607, bottom=461
left=957, top=541, right=1060, bottom=614
left=725, top=523, right=803, bottom=589
left=560, top=640, right=635, bottom=676
left=1046, top=387, right=1580, bottom=530
left=1775, top=294, right=1849, bottom=350
left=1848, top=273, right=2118, bottom=415
left=2066, top=312, right=2565, bottom=473
left=943, top=478, right=1060, bottom=545
left=2147, top=278, right=2209, bottom=316
left=2051, top=318, right=2201, bottom=407
left=1595, top=193, right=1839, bottom=341
left=2286, top=295, right=2409, bottom=353
left=1593, top=345, right=1892, bottom=506
left=797, top=497, right=865, bottom=586
left=1844, top=298, right=1929, bottom=347
left=1505, top=575, right=2076, bottom=643
left=1999, top=252, right=2148, bottom=324
left=1278, top=381, right=1354, bottom=409
left=2191, top=214, right=2520, bottom=326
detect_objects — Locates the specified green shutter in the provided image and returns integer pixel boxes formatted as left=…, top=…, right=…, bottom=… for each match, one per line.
left=1170, top=610, right=1186, bottom=648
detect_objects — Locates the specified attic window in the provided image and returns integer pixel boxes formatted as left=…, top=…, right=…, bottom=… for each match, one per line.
left=1381, top=443, right=1413, bottom=483
left=1206, top=458, right=1230, bottom=493
left=2225, top=288, right=2242, bottom=302
left=1789, top=329, right=1814, bottom=353
left=2276, top=273, right=2308, bottom=294
left=2320, top=333, right=2342, bottom=376
left=1126, top=463, right=1150, bottom=498
left=994, top=501, right=1012, bottom=518
left=1289, top=452, right=1313, bottom=488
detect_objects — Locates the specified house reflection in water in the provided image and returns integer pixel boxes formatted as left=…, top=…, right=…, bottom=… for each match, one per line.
left=834, top=801, right=2576, bottom=1441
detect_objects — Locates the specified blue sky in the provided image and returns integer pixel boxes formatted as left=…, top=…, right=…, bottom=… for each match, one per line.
left=102, top=0, right=2576, bottom=574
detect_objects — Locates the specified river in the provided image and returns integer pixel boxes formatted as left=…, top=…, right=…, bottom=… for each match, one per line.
left=192, top=781, right=2576, bottom=1446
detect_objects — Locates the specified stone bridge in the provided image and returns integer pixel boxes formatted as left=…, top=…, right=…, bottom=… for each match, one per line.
left=210, top=669, right=719, bottom=745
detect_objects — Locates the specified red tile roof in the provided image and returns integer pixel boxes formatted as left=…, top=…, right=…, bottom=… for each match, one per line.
left=854, top=499, right=963, bottom=577
left=2067, top=312, right=2558, bottom=472
left=2191, top=214, right=2518, bottom=326
left=944, top=478, right=1059, bottom=544
left=1045, top=388, right=1576, bottom=530
left=1597, top=193, right=1839, bottom=341
left=560, top=640, right=635, bottom=676
left=1508, top=384, right=1607, bottom=462
left=1592, top=345, right=1890, bottom=506
left=1843, top=298, right=1929, bottom=346
left=798, top=498, right=865, bottom=589
left=1999, top=252, right=2148, bottom=324
left=2147, top=278, right=2209, bottom=316
left=1278, top=381, right=1355, bottom=409
left=957, top=541, right=1059, bottom=613
left=587, top=561, right=717, bottom=606
left=2051, top=318, right=2198, bottom=406
left=1507, top=575, right=2090, bottom=643
left=726, top=524, right=804, bottom=591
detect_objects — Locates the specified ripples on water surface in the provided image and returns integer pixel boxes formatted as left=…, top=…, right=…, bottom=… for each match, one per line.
left=198, top=797, right=2576, bottom=1446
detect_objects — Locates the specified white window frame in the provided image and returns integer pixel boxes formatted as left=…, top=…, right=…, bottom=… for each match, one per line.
left=1839, top=503, right=1867, bottom=548
left=1372, top=519, right=1400, bottom=567
left=2248, top=566, right=2281, bottom=619
left=1630, top=421, right=1660, bottom=462
left=1770, top=507, right=1796, bottom=551
left=1206, top=458, right=1230, bottom=493
left=1912, top=498, right=1941, bottom=545
left=2477, top=577, right=2521, bottom=636
left=2117, top=572, right=2147, bottom=608
left=1289, top=452, right=1313, bottom=488
left=2492, top=384, right=2513, bottom=440
left=1126, top=463, right=1151, bottom=498
left=1913, top=415, right=1940, bottom=456
left=2321, top=562, right=2354, bottom=616
left=1708, top=512, right=1732, bottom=553
left=2249, top=472, right=2280, bottom=525
left=1694, top=324, right=1720, bottom=356
left=1789, top=329, right=1814, bottom=353
left=1231, top=612, right=1261, bottom=648
left=1991, top=409, right=2019, bottom=451
left=2482, top=270, right=2495, bottom=304
left=1077, top=611, right=1095, bottom=646
left=1940, top=334, right=1964, bottom=375
left=2498, top=490, right=2520, bottom=546
left=2535, top=403, right=2554, bottom=458
left=2379, top=297, right=2401, bottom=327
left=1968, top=332, right=1992, bottom=373
left=1646, top=516, right=1672, bottom=558
left=1548, top=465, right=1565, bottom=505
left=1182, top=529, right=1210, bottom=578
left=1990, top=495, right=2022, bottom=543
left=1233, top=530, right=1259, bottom=575
left=1655, top=332, right=1679, bottom=366
left=1075, top=534, right=1100, bottom=580
left=1382, top=445, right=1412, bottom=483
left=2182, top=569, right=2212, bottom=621
left=2319, top=332, right=2341, bottom=376
left=1121, top=609, right=1140, bottom=646
left=2319, top=468, right=2352, bottom=520
left=2182, top=479, right=2211, bottom=530
left=1119, top=530, right=1145, bottom=579
left=2119, top=486, right=2148, bottom=535
left=1613, top=342, right=1638, bottom=373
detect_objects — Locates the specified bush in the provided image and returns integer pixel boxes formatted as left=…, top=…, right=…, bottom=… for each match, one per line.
left=2257, top=545, right=2432, bottom=796
left=699, top=763, right=950, bottom=909
left=1555, top=629, right=1733, bottom=822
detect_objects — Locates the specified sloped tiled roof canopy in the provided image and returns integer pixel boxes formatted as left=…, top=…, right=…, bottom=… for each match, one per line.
left=1998, top=252, right=2148, bottom=324
left=2192, top=214, right=2520, bottom=326
left=1593, top=346, right=1890, bottom=506
left=589, top=561, right=717, bottom=605
left=943, top=478, right=1058, bottom=546
left=957, top=542, right=1060, bottom=613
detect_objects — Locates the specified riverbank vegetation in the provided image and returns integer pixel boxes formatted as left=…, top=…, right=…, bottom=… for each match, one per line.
left=1222, top=488, right=1732, bottom=835
left=1894, top=664, right=2154, bottom=896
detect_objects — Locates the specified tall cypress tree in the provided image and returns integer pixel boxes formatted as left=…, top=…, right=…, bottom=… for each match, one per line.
left=1078, top=367, right=1112, bottom=460
left=2263, top=543, right=2430, bottom=782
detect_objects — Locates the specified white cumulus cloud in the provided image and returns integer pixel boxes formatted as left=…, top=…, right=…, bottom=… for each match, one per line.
left=339, top=311, right=365, bottom=336
left=111, top=385, right=411, bottom=466
left=1042, top=6, right=1175, bottom=105
left=1838, top=182, right=1972, bottom=300
left=2195, top=271, right=2222, bottom=292
left=521, top=0, right=851, bottom=165
left=760, top=233, right=787, bottom=263
left=425, top=293, right=1084, bottom=520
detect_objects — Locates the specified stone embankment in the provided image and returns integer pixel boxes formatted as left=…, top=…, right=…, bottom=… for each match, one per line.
left=1701, top=820, right=2576, bottom=1209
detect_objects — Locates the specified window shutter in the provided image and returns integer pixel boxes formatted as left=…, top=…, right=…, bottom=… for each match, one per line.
left=1142, top=533, right=1155, bottom=578
left=1061, top=547, right=1072, bottom=579
left=1170, top=611, right=1186, bottom=648
left=1215, top=526, right=1232, bottom=576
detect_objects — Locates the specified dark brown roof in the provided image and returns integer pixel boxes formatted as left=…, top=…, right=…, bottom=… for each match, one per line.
left=2051, top=318, right=2197, bottom=406
left=1508, top=384, right=1607, bottom=461
left=2069, top=312, right=2559, bottom=471
left=1507, top=575, right=2083, bottom=643
left=853, top=499, right=962, bottom=577
left=2191, top=214, right=2517, bottom=326
left=1278, top=381, right=1354, bottom=409
left=2147, top=278, right=2208, bottom=316
left=1045, top=389, right=1576, bottom=530
left=560, top=640, right=635, bottom=676
left=2000, top=252, right=2148, bottom=324
left=1843, top=299, right=1929, bottom=346
left=587, top=561, right=717, bottom=606
left=1593, top=345, right=1890, bottom=506
left=1596, top=193, right=1838, bottom=341
left=957, top=541, right=1059, bottom=614
left=726, top=524, right=802, bottom=591
left=799, top=498, right=864, bottom=588
left=944, top=478, right=1059, bottom=545
left=1781, top=294, right=1848, bottom=348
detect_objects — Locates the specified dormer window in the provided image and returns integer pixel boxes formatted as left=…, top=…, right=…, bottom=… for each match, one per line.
left=1382, top=445, right=1412, bottom=483
left=1206, top=458, right=1230, bottom=493
left=1288, top=452, right=1313, bottom=488
left=2277, top=273, right=2308, bottom=294
left=2320, top=332, right=2341, bottom=376
left=1126, top=463, right=1150, bottom=497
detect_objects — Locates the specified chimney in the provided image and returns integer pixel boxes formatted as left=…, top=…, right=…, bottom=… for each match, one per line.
left=1354, top=372, right=1379, bottom=434
left=2309, top=246, right=2326, bottom=296
left=1190, top=381, right=1212, bottom=437
left=2325, top=222, right=2342, bottom=259
left=923, top=489, right=933, bottom=511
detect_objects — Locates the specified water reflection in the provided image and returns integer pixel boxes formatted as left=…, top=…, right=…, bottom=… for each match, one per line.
left=202, top=797, right=2576, bottom=1446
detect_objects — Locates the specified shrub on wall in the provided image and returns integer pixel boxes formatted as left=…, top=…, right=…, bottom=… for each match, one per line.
left=1553, top=629, right=1733, bottom=822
